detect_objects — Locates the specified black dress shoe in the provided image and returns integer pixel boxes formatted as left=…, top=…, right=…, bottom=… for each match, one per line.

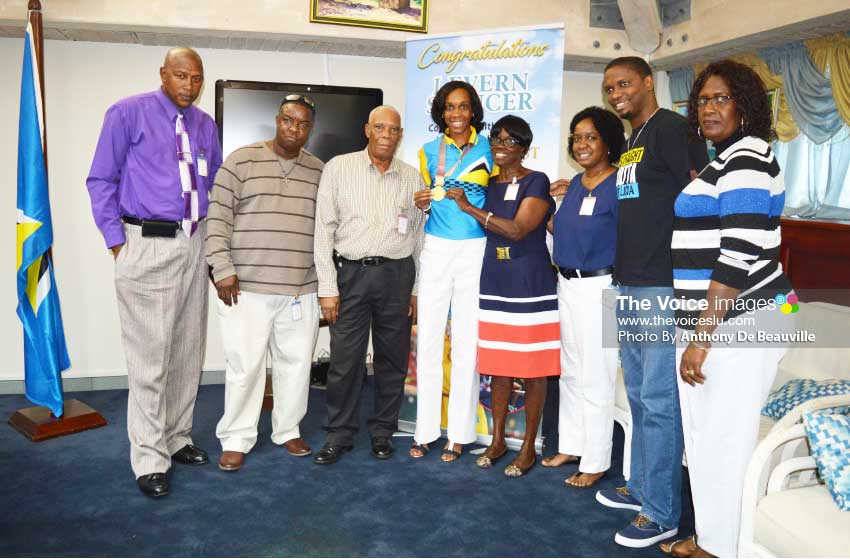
left=313, top=443, right=353, bottom=465
left=137, top=473, right=169, bottom=498
left=171, top=444, right=209, bottom=466
left=371, top=436, right=394, bottom=460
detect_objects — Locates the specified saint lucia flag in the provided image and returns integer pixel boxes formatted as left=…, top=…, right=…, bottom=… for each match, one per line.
left=17, top=20, right=70, bottom=418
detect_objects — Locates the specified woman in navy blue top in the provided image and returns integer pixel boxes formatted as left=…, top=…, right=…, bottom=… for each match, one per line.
left=448, top=115, right=557, bottom=477
left=545, top=107, right=625, bottom=488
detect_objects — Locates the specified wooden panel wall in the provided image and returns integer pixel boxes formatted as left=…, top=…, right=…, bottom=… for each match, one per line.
left=780, top=218, right=850, bottom=305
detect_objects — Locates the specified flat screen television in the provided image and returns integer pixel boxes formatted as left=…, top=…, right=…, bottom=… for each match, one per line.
left=215, top=80, right=383, bottom=163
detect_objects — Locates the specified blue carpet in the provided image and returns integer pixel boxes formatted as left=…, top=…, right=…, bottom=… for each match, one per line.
left=0, top=382, right=692, bottom=557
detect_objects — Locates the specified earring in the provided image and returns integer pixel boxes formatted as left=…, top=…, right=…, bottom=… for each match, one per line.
left=697, top=126, right=703, bottom=139
left=740, top=116, right=746, bottom=131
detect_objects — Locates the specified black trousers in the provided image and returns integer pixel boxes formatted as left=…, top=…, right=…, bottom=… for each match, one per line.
left=325, top=256, right=415, bottom=446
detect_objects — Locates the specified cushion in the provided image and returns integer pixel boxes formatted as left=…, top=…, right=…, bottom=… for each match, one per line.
left=762, top=379, right=850, bottom=420
left=803, top=411, right=850, bottom=511
left=754, top=485, right=850, bottom=557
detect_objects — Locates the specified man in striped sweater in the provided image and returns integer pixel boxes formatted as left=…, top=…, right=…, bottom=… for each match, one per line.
left=206, top=95, right=324, bottom=472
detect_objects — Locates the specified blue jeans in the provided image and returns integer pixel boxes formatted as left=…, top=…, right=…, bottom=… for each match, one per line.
left=616, top=285, right=683, bottom=528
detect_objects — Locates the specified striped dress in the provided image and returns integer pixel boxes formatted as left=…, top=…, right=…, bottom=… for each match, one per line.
left=671, top=135, right=792, bottom=328
left=478, top=171, right=560, bottom=378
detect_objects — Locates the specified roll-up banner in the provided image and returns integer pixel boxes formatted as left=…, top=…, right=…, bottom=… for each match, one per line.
left=399, top=24, right=565, bottom=450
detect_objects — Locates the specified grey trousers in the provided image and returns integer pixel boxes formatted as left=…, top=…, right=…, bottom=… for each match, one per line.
left=115, top=222, right=208, bottom=478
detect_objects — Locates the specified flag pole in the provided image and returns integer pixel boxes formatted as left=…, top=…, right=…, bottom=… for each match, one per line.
left=9, top=0, right=107, bottom=441
left=29, top=1, right=46, bottom=166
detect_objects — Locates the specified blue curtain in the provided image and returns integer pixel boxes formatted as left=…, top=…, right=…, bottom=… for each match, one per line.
left=761, top=42, right=843, bottom=144
left=775, top=125, right=850, bottom=218
left=669, top=67, right=694, bottom=103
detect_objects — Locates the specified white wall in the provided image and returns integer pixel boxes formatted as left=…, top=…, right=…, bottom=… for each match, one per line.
left=0, top=36, right=605, bottom=381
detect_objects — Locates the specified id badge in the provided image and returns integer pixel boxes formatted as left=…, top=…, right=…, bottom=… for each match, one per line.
left=579, top=196, right=597, bottom=216
left=197, top=155, right=208, bottom=177
left=504, top=177, right=519, bottom=201
left=397, top=213, right=409, bottom=235
left=291, top=300, right=302, bottom=321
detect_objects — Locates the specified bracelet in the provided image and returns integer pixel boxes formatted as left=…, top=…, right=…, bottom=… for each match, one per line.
left=690, top=341, right=710, bottom=352
left=421, top=202, right=432, bottom=213
left=484, top=211, right=494, bottom=229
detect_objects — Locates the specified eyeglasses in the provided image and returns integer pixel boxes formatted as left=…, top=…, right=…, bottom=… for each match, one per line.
left=697, top=95, right=734, bottom=108
left=283, top=94, right=316, bottom=109
left=569, top=133, right=600, bottom=144
left=490, top=137, right=521, bottom=147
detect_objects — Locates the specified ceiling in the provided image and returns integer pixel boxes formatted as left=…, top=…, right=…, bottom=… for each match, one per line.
left=0, top=7, right=848, bottom=73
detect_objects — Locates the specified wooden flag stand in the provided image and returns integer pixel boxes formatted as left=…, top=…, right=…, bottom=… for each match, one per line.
left=9, top=399, right=107, bottom=442
left=8, top=1, right=108, bottom=442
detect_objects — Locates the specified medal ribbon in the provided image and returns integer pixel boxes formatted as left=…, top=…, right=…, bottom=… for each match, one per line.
left=435, top=136, right=472, bottom=187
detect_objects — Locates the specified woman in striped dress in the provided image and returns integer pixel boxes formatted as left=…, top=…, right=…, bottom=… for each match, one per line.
left=446, top=115, right=559, bottom=477
left=662, top=60, right=794, bottom=558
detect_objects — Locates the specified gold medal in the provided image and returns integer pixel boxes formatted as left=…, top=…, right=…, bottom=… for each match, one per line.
left=432, top=185, right=446, bottom=201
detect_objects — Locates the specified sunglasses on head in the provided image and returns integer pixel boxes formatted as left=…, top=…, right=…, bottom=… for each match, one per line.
left=283, top=94, right=316, bottom=109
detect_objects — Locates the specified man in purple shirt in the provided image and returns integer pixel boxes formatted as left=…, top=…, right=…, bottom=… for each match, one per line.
left=86, top=47, right=222, bottom=499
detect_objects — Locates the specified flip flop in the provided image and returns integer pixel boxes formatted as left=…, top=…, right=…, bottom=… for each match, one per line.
left=660, top=535, right=698, bottom=558
left=564, top=471, right=606, bottom=488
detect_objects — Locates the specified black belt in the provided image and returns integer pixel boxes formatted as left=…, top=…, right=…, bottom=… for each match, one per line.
left=558, top=266, right=614, bottom=280
left=122, top=215, right=181, bottom=237
left=336, top=254, right=395, bottom=267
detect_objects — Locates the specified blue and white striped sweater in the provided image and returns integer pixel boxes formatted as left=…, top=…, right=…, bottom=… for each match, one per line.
left=671, top=136, right=792, bottom=326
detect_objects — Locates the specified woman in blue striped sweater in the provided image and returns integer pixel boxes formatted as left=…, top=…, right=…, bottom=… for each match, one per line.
left=663, top=60, right=794, bottom=558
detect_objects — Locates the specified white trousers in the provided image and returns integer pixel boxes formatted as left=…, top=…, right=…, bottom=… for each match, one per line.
left=216, top=291, right=319, bottom=453
left=557, top=274, right=618, bottom=473
left=677, top=328, right=787, bottom=557
left=415, top=234, right=486, bottom=445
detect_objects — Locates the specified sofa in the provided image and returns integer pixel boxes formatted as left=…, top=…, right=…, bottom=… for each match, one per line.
left=738, top=301, right=850, bottom=557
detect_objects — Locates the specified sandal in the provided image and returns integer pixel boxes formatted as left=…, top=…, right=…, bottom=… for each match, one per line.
left=504, top=456, right=536, bottom=477
left=660, top=535, right=698, bottom=558
left=541, top=453, right=579, bottom=468
left=409, top=442, right=430, bottom=459
left=564, top=470, right=606, bottom=488
left=440, top=442, right=462, bottom=462
left=475, top=447, right=507, bottom=469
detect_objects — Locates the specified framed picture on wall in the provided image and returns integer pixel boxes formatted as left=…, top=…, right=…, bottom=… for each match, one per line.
left=673, top=100, right=688, bottom=117
left=310, top=0, right=428, bottom=33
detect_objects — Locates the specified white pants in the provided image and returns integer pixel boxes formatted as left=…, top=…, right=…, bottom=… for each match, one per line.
left=216, top=291, right=319, bottom=453
left=677, top=323, right=788, bottom=557
left=556, top=274, right=618, bottom=473
left=415, top=234, right=486, bottom=445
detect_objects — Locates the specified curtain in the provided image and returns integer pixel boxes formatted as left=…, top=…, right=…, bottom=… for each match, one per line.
left=775, top=125, right=850, bottom=219
left=806, top=33, right=850, bottom=128
left=668, top=67, right=694, bottom=103
left=761, top=42, right=842, bottom=144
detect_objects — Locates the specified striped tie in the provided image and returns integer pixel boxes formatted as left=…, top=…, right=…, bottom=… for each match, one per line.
left=175, top=114, right=198, bottom=237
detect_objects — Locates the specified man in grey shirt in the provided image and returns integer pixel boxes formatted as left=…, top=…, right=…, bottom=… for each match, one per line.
left=313, top=105, right=425, bottom=465
left=206, top=95, right=323, bottom=472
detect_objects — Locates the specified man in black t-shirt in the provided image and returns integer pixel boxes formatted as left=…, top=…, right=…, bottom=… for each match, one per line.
left=594, top=56, right=709, bottom=549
